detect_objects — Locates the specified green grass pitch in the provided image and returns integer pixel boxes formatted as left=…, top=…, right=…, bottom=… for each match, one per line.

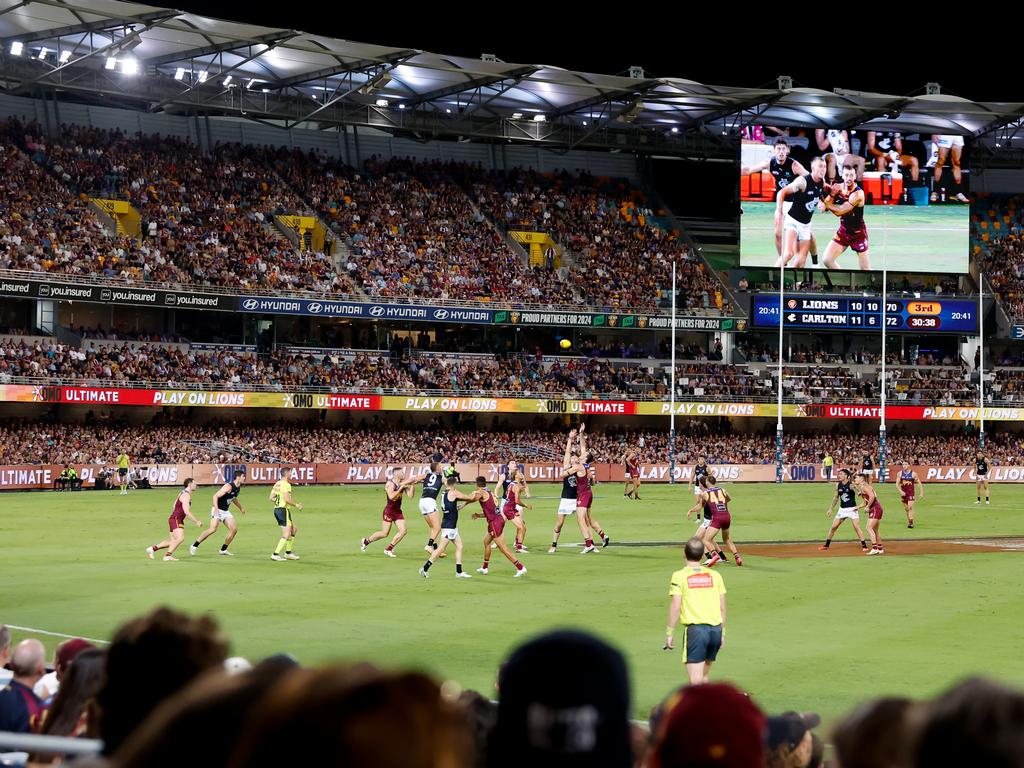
left=4, top=481, right=1023, bottom=726
left=740, top=201, right=968, bottom=272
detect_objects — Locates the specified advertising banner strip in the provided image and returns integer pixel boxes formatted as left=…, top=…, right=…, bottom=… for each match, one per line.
left=5, top=462, right=1021, bottom=490
left=238, top=296, right=493, bottom=324
left=491, top=308, right=741, bottom=332
left=3, top=384, right=1024, bottom=421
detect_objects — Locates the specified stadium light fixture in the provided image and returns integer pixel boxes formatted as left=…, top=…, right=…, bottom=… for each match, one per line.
left=247, top=78, right=258, bottom=90
left=533, top=114, right=546, bottom=122
left=36, top=47, right=48, bottom=60
left=261, top=88, right=269, bottom=93
left=398, top=103, right=406, bottom=110
left=375, top=98, right=389, bottom=107
left=58, top=50, right=72, bottom=63
left=671, top=126, right=678, bottom=133
left=197, top=70, right=208, bottom=83
left=174, top=67, right=186, bottom=81
left=582, top=120, right=588, bottom=126
left=512, top=112, right=523, bottom=120
left=445, top=108, right=451, bottom=114
left=105, top=56, right=117, bottom=70
left=358, top=70, right=392, bottom=95
left=10, top=41, right=23, bottom=56
left=222, top=75, right=233, bottom=86
left=121, top=57, right=139, bottom=76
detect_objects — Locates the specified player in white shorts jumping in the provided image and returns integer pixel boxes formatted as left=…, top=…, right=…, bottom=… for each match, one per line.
left=190, top=473, right=246, bottom=556
left=818, top=468, right=869, bottom=551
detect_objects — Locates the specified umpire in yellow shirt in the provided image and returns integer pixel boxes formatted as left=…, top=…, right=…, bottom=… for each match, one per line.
left=664, top=537, right=727, bottom=685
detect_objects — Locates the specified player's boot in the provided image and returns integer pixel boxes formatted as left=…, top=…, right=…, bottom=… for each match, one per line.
left=513, top=566, right=528, bottom=578
left=284, top=553, right=299, bottom=560
left=548, top=546, right=557, bottom=554
left=476, top=566, right=489, bottom=575
left=817, top=545, right=830, bottom=551
left=734, top=554, right=744, bottom=567
left=580, top=545, right=598, bottom=554
left=163, top=555, right=178, bottom=561
left=419, top=567, right=430, bottom=579
left=456, top=572, right=472, bottom=579
left=601, top=536, right=611, bottom=548
left=706, top=553, right=722, bottom=567
left=271, top=554, right=286, bottom=561
left=384, top=548, right=396, bottom=558
left=146, top=547, right=155, bottom=559
left=189, top=544, right=198, bottom=556
left=220, top=549, right=235, bottom=556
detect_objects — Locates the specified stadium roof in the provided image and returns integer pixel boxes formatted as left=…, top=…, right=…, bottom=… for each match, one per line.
left=1, top=0, right=1023, bottom=156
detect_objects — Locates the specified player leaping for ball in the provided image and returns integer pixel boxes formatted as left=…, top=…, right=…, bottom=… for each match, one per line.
left=774, top=157, right=828, bottom=269
left=564, top=425, right=609, bottom=552
left=822, top=163, right=871, bottom=271
left=898, top=461, right=924, bottom=529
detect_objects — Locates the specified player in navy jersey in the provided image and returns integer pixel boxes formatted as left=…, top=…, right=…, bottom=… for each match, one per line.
left=415, top=462, right=445, bottom=556
left=742, top=139, right=817, bottom=261
left=190, top=473, right=247, bottom=557
left=822, top=164, right=871, bottom=270
left=775, top=157, right=828, bottom=269
left=419, top=476, right=475, bottom=579
left=562, top=425, right=609, bottom=552
left=819, top=468, right=869, bottom=551
left=974, top=451, right=990, bottom=504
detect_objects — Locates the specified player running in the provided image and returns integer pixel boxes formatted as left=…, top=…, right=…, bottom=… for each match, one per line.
left=270, top=468, right=302, bottom=561
left=499, top=469, right=533, bottom=554
left=854, top=473, right=885, bottom=555
left=623, top=450, right=642, bottom=500
left=416, top=461, right=445, bottom=557
left=819, top=468, right=869, bottom=551
left=146, top=478, right=201, bottom=561
left=470, top=476, right=527, bottom=578
left=974, top=451, right=990, bottom=505
left=701, top=474, right=743, bottom=567
left=741, top=138, right=816, bottom=260
left=822, top=164, right=870, bottom=271
left=190, top=473, right=246, bottom=557
left=898, top=461, right=924, bottom=528
left=774, top=157, right=828, bottom=269
left=361, top=469, right=415, bottom=557
left=419, top=476, right=474, bottom=579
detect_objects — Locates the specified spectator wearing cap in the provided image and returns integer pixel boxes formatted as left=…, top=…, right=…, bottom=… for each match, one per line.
left=489, top=629, right=632, bottom=768
left=664, top=538, right=727, bottom=685
left=764, top=711, right=820, bottom=768
left=646, top=683, right=765, bottom=768
left=35, top=638, right=96, bottom=701
left=0, top=638, right=47, bottom=733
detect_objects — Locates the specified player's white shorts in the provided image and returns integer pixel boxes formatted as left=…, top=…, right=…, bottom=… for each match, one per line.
left=784, top=215, right=813, bottom=242
left=835, top=507, right=860, bottom=521
left=419, top=498, right=438, bottom=516
left=693, top=486, right=704, bottom=498
left=211, top=507, right=233, bottom=523
left=557, top=498, right=577, bottom=516
left=440, top=528, right=458, bottom=541
left=937, top=135, right=964, bottom=149
left=696, top=518, right=711, bottom=531
left=781, top=200, right=793, bottom=218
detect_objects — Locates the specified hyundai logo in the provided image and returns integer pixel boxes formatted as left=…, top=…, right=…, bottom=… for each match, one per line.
left=243, top=299, right=259, bottom=310
left=307, top=303, right=323, bottom=313
left=369, top=306, right=385, bottom=317
left=433, top=309, right=449, bottom=320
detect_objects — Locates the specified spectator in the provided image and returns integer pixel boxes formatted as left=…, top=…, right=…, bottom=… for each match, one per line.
left=764, top=711, right=820, bottom=768
left=490, top=630, right=632, bottom=768
left=95, top=606, right=229, bottom=755
left=646, top=682, right=766, bottom=768
left=34, top=637, right=95, bottom=701
left=37, top=647, right=105, bottom=740
left=831, top=697, right=913, bottom=768
left=0, top=624, right=10, bottom=687
left=0, top=638, right=47, bottom=733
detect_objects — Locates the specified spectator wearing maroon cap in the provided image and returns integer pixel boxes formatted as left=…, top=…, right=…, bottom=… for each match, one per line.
left=35, top=637, right=95, bottom=701
left=647, top=683, right=766, bottom=768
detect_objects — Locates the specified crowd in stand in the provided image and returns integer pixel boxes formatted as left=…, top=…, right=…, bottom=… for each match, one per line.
left=975, top=194, right=1024, bottom=319
left=463, top=165, right=723, bottom=312
left=1, top=418, right=1019, bottom=467
left=0, top=118, right=732, bottom=312
left=1, top=609, right=1021, bottom=767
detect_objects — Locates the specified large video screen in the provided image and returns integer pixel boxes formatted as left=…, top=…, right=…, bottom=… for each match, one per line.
left=739, top=128, right=969, bottom=273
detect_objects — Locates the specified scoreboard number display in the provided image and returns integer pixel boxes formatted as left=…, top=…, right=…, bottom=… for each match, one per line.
left=751, top=295, right=979, bottom=333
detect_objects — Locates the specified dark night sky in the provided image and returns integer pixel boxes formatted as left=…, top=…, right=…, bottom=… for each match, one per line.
left=172, top=1, right=1022, bottom=103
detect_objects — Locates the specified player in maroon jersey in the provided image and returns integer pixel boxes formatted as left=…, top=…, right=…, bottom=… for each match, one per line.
left=854, top=473, right=885, bottom=555
left=701, top=474, right=743, bottom=567
left=821, top=164, right=871, bottom=271
left=360, top=469, right=416, bottom=557
left=470, top=476, right=526, bottom=577
left=623, top=450, right=642, bottom=500
left=564, top=425, right=609, bottom=552
left=146, top=478, right=202, bottom=561
left=500, top=470, right=533, bottom=553
left=897, top=461, right=924, bottom=529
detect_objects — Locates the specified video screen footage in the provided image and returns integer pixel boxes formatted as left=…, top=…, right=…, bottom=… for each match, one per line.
left=739, top=127, right=970, bottom=273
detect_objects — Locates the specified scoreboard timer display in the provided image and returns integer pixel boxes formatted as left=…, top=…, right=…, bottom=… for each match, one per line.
left=751, top=295, right=979, bottom=333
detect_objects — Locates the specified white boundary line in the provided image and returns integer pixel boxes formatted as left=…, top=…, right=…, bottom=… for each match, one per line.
left=5, top=624, right=109, bottom=645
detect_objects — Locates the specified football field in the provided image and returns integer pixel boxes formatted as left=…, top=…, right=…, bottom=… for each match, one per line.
left=4, top=482, right=1023, bottom=726
left=740, top=201, right=969, bottom=272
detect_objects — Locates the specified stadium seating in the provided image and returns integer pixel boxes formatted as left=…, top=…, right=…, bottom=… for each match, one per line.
left=973, top=193, right=1024, bottom=319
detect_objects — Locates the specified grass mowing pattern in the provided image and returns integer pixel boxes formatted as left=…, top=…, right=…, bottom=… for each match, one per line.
left=4, top=481, right=1022, bottom=724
